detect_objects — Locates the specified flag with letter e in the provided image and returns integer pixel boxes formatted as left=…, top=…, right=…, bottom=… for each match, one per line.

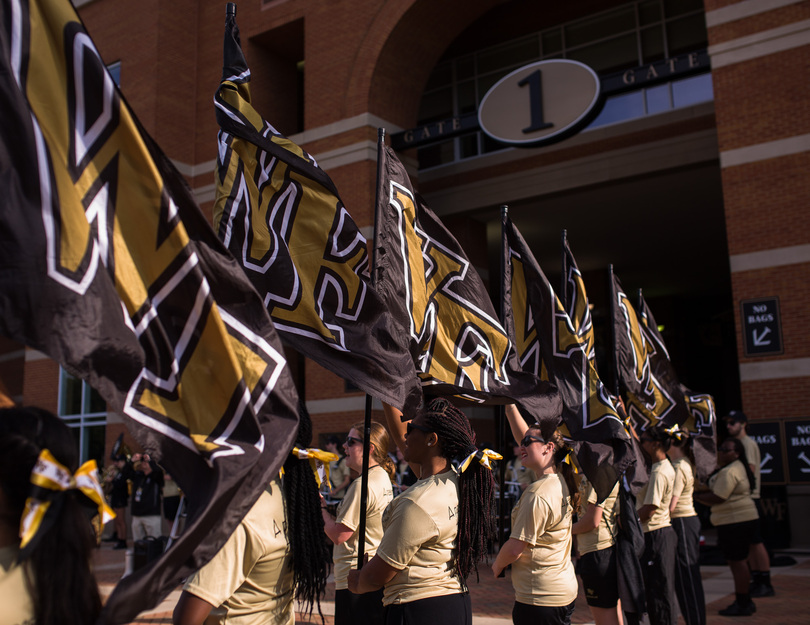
left=0, top=1, right=299, bottom=623
left=374, top=144, right=560, bottom=420
left=214, top=10, right=421, bottom=415
left=503, top=216, right=632, bottom=499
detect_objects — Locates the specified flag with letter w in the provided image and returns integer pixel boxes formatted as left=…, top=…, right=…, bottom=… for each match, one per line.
left=374, top=145, right=560, bottom=420
left=214, top=10, right=421, bottom=415
left=503, top=217, right=632, bottom=498
left=0, top=1, right=299, bottom=623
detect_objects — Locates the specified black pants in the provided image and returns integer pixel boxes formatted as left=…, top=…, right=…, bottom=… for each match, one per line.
left=335, top=588, right=385, bottom=625
left=512, top=600, right=575, bottom=625
left=642, top=526, right=678, bottom=625
left=385, top=593, right=471, bottom=625
left=672, top=516, right=706, bottom=625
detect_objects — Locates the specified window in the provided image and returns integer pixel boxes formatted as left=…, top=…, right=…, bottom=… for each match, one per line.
left=58, top=368, right=107, bottom=465
left=416, top=0, right=710, bottom=169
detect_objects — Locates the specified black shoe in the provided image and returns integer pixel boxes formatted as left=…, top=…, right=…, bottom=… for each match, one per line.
left=113, top=540, right=127, bottom=550
left=719, top=601, right=756, bottom=616
left=750, top=583, right=775, bottom=597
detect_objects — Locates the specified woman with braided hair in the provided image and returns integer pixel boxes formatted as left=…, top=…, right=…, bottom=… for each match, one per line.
left=0, top=406, right=106, bottom=625
left=322, top=420, right=395, bottom=624
left=348, top=398, right=497, bottom=625
left=174, top=402, right=330, bottom=625
left=492, top=404, right=579, bottom=625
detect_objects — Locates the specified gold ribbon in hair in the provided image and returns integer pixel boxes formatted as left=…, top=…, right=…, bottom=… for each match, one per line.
left=664, top=424, right=687, bottom=441
left=20, top=449, right=115, bottom=549
left=459, top=448, right=503, bottom=473
left=291, top=447, right=339, bottom=487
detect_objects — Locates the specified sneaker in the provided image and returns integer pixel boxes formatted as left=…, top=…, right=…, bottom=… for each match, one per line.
left=719, top=601, right=756, bottom=616
left=750, top=583, right=775, bottom=598
left=113, top=540, right=128, bottom=550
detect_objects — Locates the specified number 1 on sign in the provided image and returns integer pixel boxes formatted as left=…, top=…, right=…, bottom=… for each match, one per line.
left=519, top=70, right=554, bottom=133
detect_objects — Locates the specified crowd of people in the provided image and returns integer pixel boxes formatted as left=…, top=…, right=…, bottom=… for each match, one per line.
left=0, top=402, right=776, bottom=625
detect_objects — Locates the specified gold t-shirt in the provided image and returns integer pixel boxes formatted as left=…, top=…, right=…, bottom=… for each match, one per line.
left=333, top=465, right=394, bottom=589
left=376, top=470, right=464, bottom=605
left=670, top=457, right=696, bottom=519
left=576, top=478, right=619, bottom=555
left=0, top=546, right=34, bottom=625
left=506, top=457, right=537, bottom=487
left=184, top=480, right=293, bottom=625
left=741, top=435, right=761, bottom=499
left=708, top=460, right=758, bottom=527
left=510, top=473, right=578, bottom=607
left=637, top=459, right=675, bottom=533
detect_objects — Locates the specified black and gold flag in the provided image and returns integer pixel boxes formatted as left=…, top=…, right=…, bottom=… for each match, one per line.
left=503, top=217, right=632, bottom=499
left=214, top=11, right=421, bottom=415
left=611, top=273, right=687, bottom=431
left=638, top=293, right=717, bottom=478
left=374, top=145, right=560, bottom=420
left=0, top=1, right=299, bottom=623
left=561, top=235, right=596, bottom=362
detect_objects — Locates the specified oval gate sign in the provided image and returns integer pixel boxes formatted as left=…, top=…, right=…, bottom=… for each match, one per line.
left=478, top=59, right=603, bottom=147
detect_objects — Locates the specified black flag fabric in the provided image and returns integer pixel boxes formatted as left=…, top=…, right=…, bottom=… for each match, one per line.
left=214, top=12, right=421, bottom=415
left=611, top=273, right=685, bottom=431
left=374, top=145, right=560, bottom=420
left=0, top=1, right=299, bottom=623
left=503, top=217, right=632, bottom=499
left=638, top=293, right=717, bottom=478
left=561, top=234, right=596, bottom=363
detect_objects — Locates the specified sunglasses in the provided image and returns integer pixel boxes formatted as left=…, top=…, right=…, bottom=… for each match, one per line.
left=406, top=422, right=432, bottom=436
left=345, top=435, right=363, bottom=448
left=520, top=434, right=547, bottom=448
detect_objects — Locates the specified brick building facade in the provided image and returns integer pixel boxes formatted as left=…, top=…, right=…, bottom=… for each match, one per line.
left=2, top=0, right=809, bottom=543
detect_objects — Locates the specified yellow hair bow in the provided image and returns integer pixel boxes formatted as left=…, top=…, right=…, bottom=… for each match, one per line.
left=20, top=449, right=115, bottom=550
left=291, top=447, right=339, bottom=487
left=664, top=424, right=686, bottom=441
left=459, top=448, right=503, bottom=474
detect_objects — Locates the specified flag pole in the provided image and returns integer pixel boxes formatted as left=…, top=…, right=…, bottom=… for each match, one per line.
left=560, top=229, right=568, bottom=312
left=356, top=128, right=386, bottom=570
left=608, top=264, right=620, bottom=398
left=498, top=205, right=510, bottom=552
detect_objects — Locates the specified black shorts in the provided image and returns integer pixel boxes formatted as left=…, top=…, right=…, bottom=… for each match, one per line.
left=717, top=519, right=757, bottom=561
left=335, top=588, right=385, bottom=625
left=577, top=546, right=619, bottom=608
left=385, top=592, right=471, bottom=625
left=512, top=600, right=575, bottom=625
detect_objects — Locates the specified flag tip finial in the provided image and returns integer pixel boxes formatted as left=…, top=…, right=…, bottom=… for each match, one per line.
left=227, top=3, right=236, bottom=17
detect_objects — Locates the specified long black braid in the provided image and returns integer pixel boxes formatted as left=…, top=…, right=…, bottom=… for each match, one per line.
left=282, top=402, right=330, bottom=618
left=421, top=398, right=496, bottom=582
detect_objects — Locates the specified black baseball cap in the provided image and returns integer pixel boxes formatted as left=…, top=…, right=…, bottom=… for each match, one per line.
left=724, top=410, right=748, bottom=424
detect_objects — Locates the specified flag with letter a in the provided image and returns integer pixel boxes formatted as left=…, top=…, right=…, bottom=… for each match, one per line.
left=374, top=144, right=560, bottom=420
left=214, top=10, right=421, bottom=414
left=0, top=1, right=299, bottom=622
left=503, top=217, right=632, bottom=498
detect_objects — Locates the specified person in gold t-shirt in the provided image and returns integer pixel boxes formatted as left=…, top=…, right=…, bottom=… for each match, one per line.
left=348, top=398, right=496, bottom=625
left=667, top=432, right=706, bottom=625
left=322, top=421, right=395, bottom=624
left=491, top=405, right=578, bottom=625
left=572, top=476, right=621, bottom=625
left=637, top=426, right=677, bottom=625
left=695, top=437, right=759, bottom=617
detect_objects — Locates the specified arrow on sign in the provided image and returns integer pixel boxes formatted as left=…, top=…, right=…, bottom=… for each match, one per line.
left=798, top=451, right=810, bottom=473
left=760, top=452, right=773, bottom=474
left=753, top=327, right=772, bottom=346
